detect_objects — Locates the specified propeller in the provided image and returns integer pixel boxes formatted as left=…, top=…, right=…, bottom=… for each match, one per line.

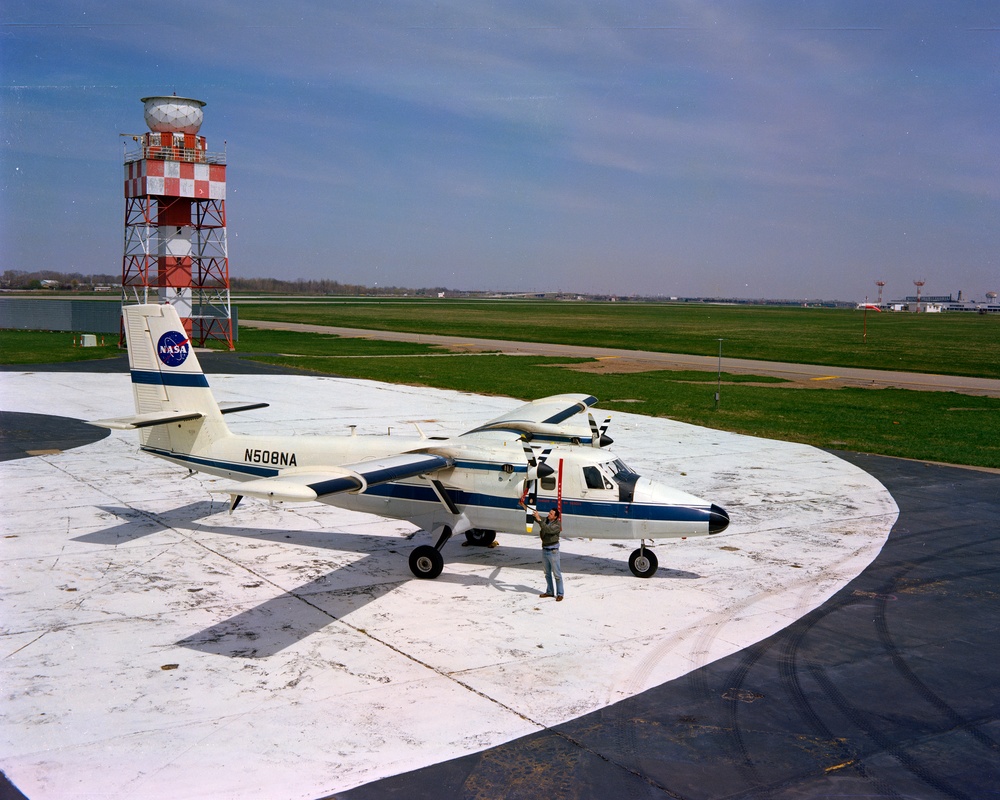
left=521, top=440, right=553, bottom=533
left=588, top=413, right=614, bottom=448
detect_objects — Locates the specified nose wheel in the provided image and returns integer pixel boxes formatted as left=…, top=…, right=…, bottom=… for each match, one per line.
left=629, top=543, right=658, bottom=578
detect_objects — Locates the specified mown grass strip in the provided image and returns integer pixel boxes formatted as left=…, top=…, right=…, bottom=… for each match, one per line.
left=238, top=300, right=1000, bottom=379
left=245, top=340, right=1000, bottom=470
left=0, top=330, right=122, bottom=365
left=4, top=324, right=997, bottom=469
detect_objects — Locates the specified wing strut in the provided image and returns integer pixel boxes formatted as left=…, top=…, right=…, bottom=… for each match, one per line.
left=430, top=479, right=460, bottom=516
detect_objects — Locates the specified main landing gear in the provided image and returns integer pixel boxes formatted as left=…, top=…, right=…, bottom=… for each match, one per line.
left=628, top=541, right=658, bottom=578
left=408, top=521, right=658, bottom=580
left=463, top=528, right=497, bottom=547
left=408, top=527, right=498, bottom=579
left=408, top=525, right=455, bottom=579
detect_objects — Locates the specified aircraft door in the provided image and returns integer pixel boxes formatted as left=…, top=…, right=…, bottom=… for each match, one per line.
left=562, top=463, right=623, bottom=522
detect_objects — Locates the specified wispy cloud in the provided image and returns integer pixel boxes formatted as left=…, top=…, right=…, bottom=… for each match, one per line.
left=2, top=0, right=997, bottom=297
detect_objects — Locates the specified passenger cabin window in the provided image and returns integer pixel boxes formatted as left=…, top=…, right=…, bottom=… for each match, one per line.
left=583, top=466, right=613, bottom=490
left=540, top=476, right=556, bottom=491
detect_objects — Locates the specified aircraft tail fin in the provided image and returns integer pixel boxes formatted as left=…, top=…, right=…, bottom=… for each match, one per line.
left=96, top=303, right=232, bottom=453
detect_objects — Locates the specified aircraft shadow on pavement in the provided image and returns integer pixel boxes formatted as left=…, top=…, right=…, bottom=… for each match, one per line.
left=75, top=503, right=701, bottom=659
left=74, top=502, right=220, bottom=544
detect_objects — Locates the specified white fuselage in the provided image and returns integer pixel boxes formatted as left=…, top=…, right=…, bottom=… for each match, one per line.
left=144, top=428, right=725, bottom=541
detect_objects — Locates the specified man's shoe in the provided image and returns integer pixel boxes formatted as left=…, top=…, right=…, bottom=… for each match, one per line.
left=539, top=592, right=554, bottom=598
left=556, top=595, right=564, bottom=602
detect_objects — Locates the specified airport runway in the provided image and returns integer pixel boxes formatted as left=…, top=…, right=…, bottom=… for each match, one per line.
left=239, top=319, right=1000, bottom=397
left=1, top=363, right=997, bottom=799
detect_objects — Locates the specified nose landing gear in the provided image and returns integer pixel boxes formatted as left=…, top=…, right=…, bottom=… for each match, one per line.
left=628, top=541, right=658, bottom=578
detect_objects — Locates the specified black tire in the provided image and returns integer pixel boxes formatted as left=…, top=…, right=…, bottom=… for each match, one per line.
left=464, top=529, right=497, bottom=546
left=409, top=545, right=444, bottom=579
left=628, top=547, right=658, bottom=578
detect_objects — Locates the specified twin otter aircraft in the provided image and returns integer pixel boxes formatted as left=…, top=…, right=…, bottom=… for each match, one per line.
left=92, top=304, right=729, bottom=580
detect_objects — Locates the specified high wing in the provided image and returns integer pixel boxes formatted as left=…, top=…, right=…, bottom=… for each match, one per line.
left=214, top=452, right=453, bottom=503
left=460, top=393, right=597, bottom=440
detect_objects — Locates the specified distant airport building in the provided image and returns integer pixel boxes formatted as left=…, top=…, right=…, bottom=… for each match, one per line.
left=862, top=293, right=999, bottom=313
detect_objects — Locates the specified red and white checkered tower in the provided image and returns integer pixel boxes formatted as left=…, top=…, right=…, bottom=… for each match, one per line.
left=121, top=95, right=233, bottom=347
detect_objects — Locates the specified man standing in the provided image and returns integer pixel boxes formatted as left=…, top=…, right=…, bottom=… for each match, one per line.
left=532, top=507, right=563, bottom=601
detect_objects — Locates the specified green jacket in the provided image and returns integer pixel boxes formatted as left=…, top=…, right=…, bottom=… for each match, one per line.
left=538, top=516, right=561, bottom=548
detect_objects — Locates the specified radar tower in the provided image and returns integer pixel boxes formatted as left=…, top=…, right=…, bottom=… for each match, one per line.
left=121, top=95, right=233, bottom=347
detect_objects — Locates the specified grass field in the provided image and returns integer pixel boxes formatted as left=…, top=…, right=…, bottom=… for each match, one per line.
left=242, top=335, right=1000, bottom=469
left=3, top=303, right=998, bottom=468
left=238, top=299, right=1000, bottom=379
left=0, top=330, right=122, bottom=365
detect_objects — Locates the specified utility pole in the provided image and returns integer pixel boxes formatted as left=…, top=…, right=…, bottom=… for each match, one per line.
left=715, top=338, right=723, bottom=409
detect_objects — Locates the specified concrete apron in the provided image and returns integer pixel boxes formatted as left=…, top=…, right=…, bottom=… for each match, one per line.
left=0, top=373, right=897, bottom=799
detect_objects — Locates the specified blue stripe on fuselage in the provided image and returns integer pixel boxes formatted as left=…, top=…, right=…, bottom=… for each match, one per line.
left=131, top=370, right=210, bottom=388
left=141, top=446, right=278, bottom=478
left=141, top=447, right=711, bottom=524
left=362, top=481, right=711, bottom=523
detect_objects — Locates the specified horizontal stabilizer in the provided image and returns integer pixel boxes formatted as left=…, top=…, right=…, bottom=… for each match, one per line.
left=87, top=410, right=205, bottom=430
left=214, top=452, right=454, bottom=504
left=219, top=402, right=270, bottom=415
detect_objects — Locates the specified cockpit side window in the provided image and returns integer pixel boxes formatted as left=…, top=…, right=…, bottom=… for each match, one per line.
left=583, top=466, right=612, bottom=490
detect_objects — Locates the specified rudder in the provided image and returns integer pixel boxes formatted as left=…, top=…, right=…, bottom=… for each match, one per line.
left=122, top=303, right=230, bottom=452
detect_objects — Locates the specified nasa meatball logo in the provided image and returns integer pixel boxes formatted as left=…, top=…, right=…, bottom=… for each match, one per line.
left=157, top=331, right=190, bottom=367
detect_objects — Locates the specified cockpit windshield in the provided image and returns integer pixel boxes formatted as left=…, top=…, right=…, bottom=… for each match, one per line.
left=609, top=459, right=640, bottom=503
left=581, top=459, right=641, bottom=502
left=611, top=459, right=639, bottom=482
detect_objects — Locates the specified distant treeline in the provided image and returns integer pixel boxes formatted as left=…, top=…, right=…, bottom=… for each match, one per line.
left=228, top=276, right=450, bottom=296
left=0, top=269, right=447, bottom=296
left=2, top=270, right=119, bottom=290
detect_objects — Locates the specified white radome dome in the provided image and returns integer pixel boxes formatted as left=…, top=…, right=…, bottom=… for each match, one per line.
left=141, top=96, right=206, bottom=134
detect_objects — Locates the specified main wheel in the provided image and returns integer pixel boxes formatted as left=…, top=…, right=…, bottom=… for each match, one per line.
left=409, top=545, right=444, bottom=579
left=628, top=547, right=658, bottom=578
left=464, top=529, right=497, bottom=547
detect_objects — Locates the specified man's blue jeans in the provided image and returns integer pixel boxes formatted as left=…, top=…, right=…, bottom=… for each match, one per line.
left=542, top=546, right=564, bottom=597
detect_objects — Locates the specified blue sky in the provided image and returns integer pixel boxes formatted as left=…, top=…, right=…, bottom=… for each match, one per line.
left=2, top=1, right=997, bottom=300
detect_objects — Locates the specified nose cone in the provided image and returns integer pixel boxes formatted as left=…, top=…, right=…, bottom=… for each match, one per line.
left=709, top=504, right=730, bottom=534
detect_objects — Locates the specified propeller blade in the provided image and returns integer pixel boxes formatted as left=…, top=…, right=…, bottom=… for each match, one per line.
left=522, top=441, right=555, bottom=532
left=599, top=416, right=613, bottom=447
left=522, top=440, right=537, bottom=533
left=587, top=414, right=614, bottom=448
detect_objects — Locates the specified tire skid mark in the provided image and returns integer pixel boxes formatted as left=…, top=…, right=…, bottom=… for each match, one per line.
left=773, top=594, right=907, bottom=799
left=806, top=661, right=975, bottom=800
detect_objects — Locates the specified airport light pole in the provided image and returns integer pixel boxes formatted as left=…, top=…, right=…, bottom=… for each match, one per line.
left=715, top=338, right=723, bottom=409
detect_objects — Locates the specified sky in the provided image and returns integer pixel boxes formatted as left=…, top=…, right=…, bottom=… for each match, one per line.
left=2, top=1, right=997, bottom=301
